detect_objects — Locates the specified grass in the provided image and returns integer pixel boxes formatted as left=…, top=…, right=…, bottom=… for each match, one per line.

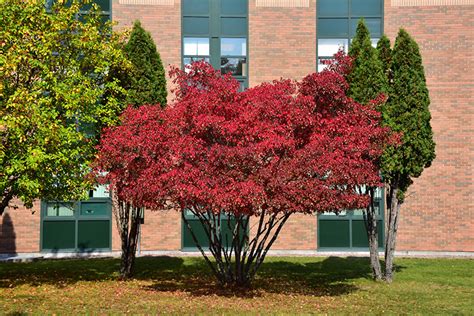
left=0, top=256, right=473, bottom=314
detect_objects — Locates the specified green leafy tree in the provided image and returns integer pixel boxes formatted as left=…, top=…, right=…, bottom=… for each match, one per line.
left=0, top=0, right=130, bottom=215
left=347, top=19, right=388, bottom=281
left=348, top=19, right=388, bottom=104
left=123, top=20, right=167, bottom=107
left=382, top=29, right=436, bottom=282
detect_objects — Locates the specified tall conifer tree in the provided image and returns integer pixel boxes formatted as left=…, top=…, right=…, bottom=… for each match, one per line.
left=382, top=29, right=436, bottom=282
left=347, top=19, right=388, bottom=281
left=124, top=20, right=167, bottom=107
left=377, top=35, right=392, bottom=80
left=348, top=19, right=388, bottom=104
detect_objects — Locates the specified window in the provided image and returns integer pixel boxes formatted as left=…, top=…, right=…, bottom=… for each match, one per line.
left=182, top=0, right=248, bottom=89
left=317, top=0, right=383, bottom=72
left=46, top=0, right=111, bottom=22
left=181, top=0, right=249, bottom=250
left=221, top=38, right=246, bottom=76
left=183, top=37, right=210, bottom=70
left=40, top=0, right=113, bottom=252
left=88, top=184, right=110, bottom=199
left=41, top=198, right=112, bottom=251
left=318, top=187, right=385, bottom=249
left=42, top=184, right=111, bottom=251
left=184, top=37, right=210, bottom=56
left=46, top=202, right=74, bottom=217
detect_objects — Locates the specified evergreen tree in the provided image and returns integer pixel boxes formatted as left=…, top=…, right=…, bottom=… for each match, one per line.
left=377, top=35, right=392, bottom=80
left=382, top=29, right=436, bottom=282
left=346, top=19, right=389, bottom=281
left=124, top=20, right=167, bottom=107
left=109, top=21, right=167, bottom=278
left=348, top=19, right=388, bottom=104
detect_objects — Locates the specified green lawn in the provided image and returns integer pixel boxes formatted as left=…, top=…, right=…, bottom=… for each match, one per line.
left=0, top=256, right=472, bottom=314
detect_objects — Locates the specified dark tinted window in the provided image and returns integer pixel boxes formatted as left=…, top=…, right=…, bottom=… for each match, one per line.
left=183, top=17, right=210, bottom=36
left=183, top=0, right=210, bottom=15
left=351, top=0, right=382, bottom=16
left=318, top=0, right=349, bottom=16
left=221, top=0, right=247, bottom=15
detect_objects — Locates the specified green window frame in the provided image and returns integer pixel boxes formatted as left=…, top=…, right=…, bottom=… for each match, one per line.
left=317, top=0, right=383, bottom=72
left=182, top=0, right=248, bottom=90
left=318, top=187, right=385, bottom=250
left=40, top=186, right=112, bottom=252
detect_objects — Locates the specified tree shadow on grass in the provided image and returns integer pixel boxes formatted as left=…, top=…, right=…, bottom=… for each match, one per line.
left=0, top=256, right=189, bottom=289
left=0, top=257, right=123, bottom=288
left=0, top=255, right=405, bottom=298
left=142, top=256, right=406, bottom=298
left=256, top=256, right=369, bottom=297
left=136, top=256, right=220, bottom=295
left=256, top=256, right=404, bottom=296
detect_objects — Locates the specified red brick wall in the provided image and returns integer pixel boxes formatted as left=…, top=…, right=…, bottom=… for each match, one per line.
left=139, top=210, right=181, bottom=251
left=0, top=200, right=40, bottom=253
left=111, top=212, right=121, bottom=251
left=249, top=0, right=316, bottom=86
left=263, top=213, right=317, bottom=250
left=384, top=0, right=474, bottom=251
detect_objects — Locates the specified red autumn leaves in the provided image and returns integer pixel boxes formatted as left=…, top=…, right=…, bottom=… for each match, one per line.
left=96, top=56, right=395, bottom=217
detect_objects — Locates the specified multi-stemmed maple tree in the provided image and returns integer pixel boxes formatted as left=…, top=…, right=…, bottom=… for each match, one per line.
left=96, top=56, right=394, bottom=287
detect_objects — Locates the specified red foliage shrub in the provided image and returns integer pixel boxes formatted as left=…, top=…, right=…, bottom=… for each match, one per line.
left=95, top=58, right=394, bottom=286
left=98, top=60, right=391, bottom=215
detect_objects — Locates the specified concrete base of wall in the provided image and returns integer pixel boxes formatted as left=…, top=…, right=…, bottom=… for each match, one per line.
left=1, top=250, right=473, bottom=262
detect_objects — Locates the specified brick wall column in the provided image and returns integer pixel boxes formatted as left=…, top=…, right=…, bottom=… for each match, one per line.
left=384, top=0, right=474, bottom=251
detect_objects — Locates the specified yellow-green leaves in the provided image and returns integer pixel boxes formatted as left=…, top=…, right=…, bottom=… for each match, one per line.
left=0, top=0, right=130, bottom=214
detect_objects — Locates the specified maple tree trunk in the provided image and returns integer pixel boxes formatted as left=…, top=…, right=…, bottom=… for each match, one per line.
left=112, top=190, right=141, bottom=280
left=183, top=207, right=291, bottom=288
left=0, top=187, right=14, bottom=216
left=363, top=187, right=383, bottom=281
left=384, top=180, right=402, bottom=283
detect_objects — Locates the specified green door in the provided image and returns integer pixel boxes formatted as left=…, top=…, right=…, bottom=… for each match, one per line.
left=318, top=188, right=384, bottom=250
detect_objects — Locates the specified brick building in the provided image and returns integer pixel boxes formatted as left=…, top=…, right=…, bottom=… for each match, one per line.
left=1, top=0, right=473, bottom=255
